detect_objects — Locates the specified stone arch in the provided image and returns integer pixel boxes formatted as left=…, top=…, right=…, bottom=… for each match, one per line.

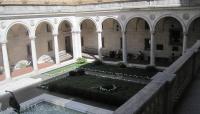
left=187, top=15, right=200, bottom=48
left=101, top=17, right=123, bottom=31
left=154, top=15, right=184, bottom=66
left=125, top=16, right=152, bottom=31
left=187, top=14, right=200, bottom=32
left=34, top=20, right=54, bottom=35
left=153, top=14, right=186, bottom=32
left=79, top=17, right=98, bottom=31
left=5, top=21, right=31, bottom=41
left=57, top=19, right=73, bottom=33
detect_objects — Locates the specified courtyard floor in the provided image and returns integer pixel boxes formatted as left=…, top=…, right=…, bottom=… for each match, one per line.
left=0, top=63, right=53, bottom=81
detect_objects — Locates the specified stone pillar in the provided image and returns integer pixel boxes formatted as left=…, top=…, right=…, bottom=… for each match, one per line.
left=71, top=31, right=82, bottom=59
left=150, top=31, right=155, bottom=66
left=30, top=37, right=38, bottom=71
left=97, top=31, right=102, bottom=60
left=71, top=31, right=78, bottom=59
left=76, top=31, right=82, bottom=58
left=122, top=31, right=127, bottom=63
left=1, top=42, right=11, bottom=80
left=182, top=32, right=188, bottom=54
left=53, top=34, right=60, bottom=64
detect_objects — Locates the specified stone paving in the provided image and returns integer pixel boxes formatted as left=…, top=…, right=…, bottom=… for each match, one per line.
left=175, top=73, right=200, bottom=114
left=0, top=63, right=53, bottom=81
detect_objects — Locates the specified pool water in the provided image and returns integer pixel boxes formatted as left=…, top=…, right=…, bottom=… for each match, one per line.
left=12, top=101, right=85, bottom=114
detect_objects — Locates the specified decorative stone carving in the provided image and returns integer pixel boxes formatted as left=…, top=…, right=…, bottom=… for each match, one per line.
left=30, top=20, right=35, bottom=26
left=54, top=18, right=58, bottom=24
left=121, top=15, right=126, bottom=21
left=38, top=55, right=54, bottom=64
left=183, top=13, right=190, bottom=20
left=14, top=60, right=31, bottom=70
left=149, top=14, right=155, bottom=20
left=95, top=16, right=100, bottom=22
left=1, top=22, right=6, bottom=29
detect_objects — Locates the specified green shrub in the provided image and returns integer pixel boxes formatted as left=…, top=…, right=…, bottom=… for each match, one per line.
left=76, top=58, right=87, bottom=64
left=118, top=62, right=127, bottom=68
left=77, top=69, right=85, bottom=75
left=69, top=71, right=76, bottom=76
left=94, top=60, right=103, bottom=65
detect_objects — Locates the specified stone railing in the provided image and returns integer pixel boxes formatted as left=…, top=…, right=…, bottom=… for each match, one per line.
left=114, top=40, right=200, bottom=114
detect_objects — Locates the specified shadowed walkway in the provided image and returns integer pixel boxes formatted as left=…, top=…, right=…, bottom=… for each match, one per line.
left=175, top=73, right=200, bottom=114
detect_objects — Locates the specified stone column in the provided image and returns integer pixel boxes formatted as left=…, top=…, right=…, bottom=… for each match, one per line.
left=30, top=37, right=38, bottom=71
left=182, top=31, right=188, bottom=54
left=97, top=31, right=102, bottom=60
left=1, top=42, right=11, bottom=80
left=76, top=31, right=82, bottom=58
left=53, top=34, right=60, bottom=64
left=71, top=31, right=82, bottom=59
left=122, top=31, right=127, bottom=63
left=150, top=31, right=155, bottom=66
left=71, top=31, right=78, bottom=59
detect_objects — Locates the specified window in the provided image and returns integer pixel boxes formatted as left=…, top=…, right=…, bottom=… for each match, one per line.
left=46, top=24, right=51, bottom=32
left=172, top=46, right=179, bottom=51
left=102, top=37, right=105, bottom=48
left=81, top=37, right=84, bottom=46
left=145, top=21, right=149, bottom=30
left=48, top=40, right=53, bottom=51
left=169, top=29, right=182, bottom=46
left=144, top=38, right=150, bottom=50
left=156, top=44, right=164, bottom=50
left=120, top=37, right=122, bottom=49
left=27, top=44, right=31, bottom=56
left=116, top=24, right=119, bottom=31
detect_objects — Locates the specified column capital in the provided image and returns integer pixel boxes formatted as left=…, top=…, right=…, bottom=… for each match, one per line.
left=29, top=36, right=36, bottom=40
left=150, top=30, right=155, bottom=35
left=71, top=30, right=81, bottom=34
left=97, top=30, right=102, bottom=33
left=53, top=33, right=58, bottom=37
left=0, top=40, right=7, bottom=44
left=183, top=31, right=188, bottom=36
left=121, top=30, right=126, bottom=33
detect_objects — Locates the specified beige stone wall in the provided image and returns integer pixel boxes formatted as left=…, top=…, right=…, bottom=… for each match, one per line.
left=102, top=19, right=122, bottom=52
left=0, top=0, right=125, bottom=5
left=188, top=18, right=200, bottom=48
left=7, top=24, right=30, bottom=66
left=155, top=18, right=183, bottom=58
left=81, top=20, right=98, bottom=50
left=35, top=23, right=54, bottom=60
left=126, top=19, right=150, bottom=57
left=1, top=17, right=200, bottom=67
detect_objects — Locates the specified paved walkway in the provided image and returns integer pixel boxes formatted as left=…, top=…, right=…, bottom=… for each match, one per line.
left=0, top=63, right=53, bottom=81
left=175, top=73, right=200, bottom=114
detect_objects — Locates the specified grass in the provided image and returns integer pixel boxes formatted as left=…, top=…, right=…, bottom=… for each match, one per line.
left=43, top=62, right=88, bottom=77
left=80, top=63, right=159, bottom=78
left=44, top=75, right=145, bottom=106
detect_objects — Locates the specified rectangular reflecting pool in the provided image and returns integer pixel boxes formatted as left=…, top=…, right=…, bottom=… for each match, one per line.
left=17, top=101, right=85, bottom=114
left=2, top=94, right=113, bottom=114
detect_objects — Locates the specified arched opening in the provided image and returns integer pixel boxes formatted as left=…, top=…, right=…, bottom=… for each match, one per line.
left=7, top=24, right=33, bottom=78
left=188, top=17, right=200, bottom=48
left=126, top=17, right=151, bottom=65
left=102, top=18, right=122, bottom=62
left=155, top=17, right=183, bottom=67
left=58, top=21, right=73, bottom=62
left=80, top=19, right=98, bottom=59
left=35, top=22, right=55, bottom=69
